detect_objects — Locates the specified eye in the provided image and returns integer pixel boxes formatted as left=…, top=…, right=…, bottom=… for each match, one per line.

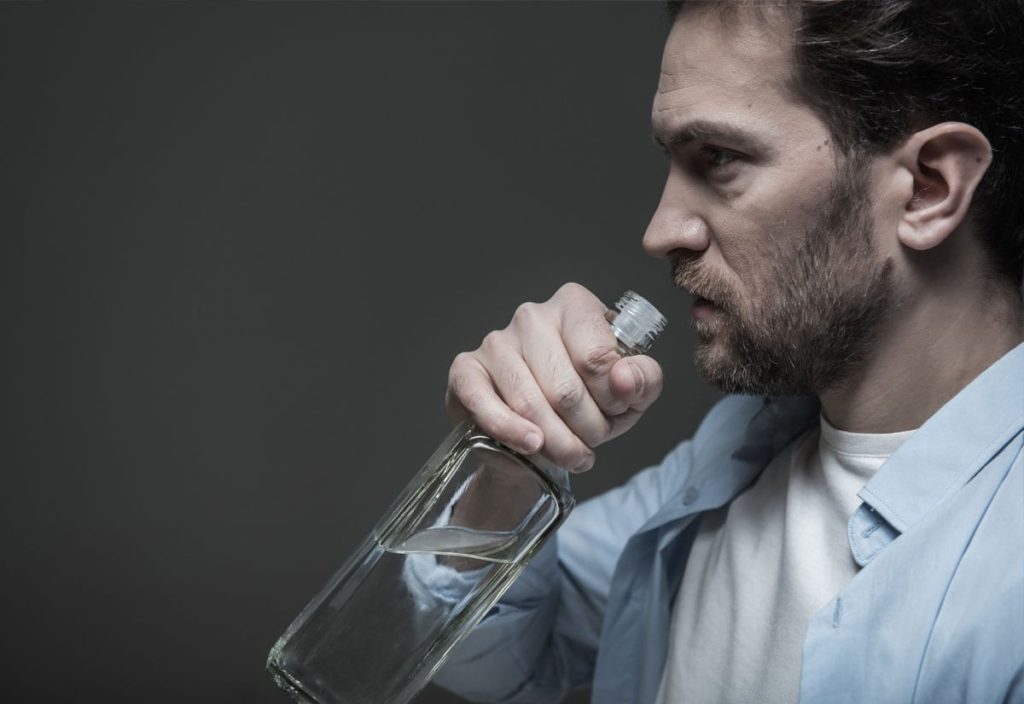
left=697, top=145, right=740, bottom=169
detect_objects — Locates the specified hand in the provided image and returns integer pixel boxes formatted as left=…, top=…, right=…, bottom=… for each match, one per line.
left=445, top=283, right=663, bottom=472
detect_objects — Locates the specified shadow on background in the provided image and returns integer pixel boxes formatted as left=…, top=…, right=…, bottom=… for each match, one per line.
left=2, top=3, right=721, bottom=702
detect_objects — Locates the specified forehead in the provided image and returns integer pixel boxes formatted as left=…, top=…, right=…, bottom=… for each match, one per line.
left=653, top=7, right=799, bottom=139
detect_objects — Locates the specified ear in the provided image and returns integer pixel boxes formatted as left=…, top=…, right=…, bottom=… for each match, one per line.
left=894, top=122, right=992, bottom=251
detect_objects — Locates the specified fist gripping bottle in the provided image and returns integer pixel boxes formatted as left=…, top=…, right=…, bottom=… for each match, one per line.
left=267, top=291, right=666, bottom=704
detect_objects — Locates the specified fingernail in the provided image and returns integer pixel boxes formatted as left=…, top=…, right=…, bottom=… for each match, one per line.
left=573, top=454, right=595, bottom=472
left=523, top=431, right=542, bottom=453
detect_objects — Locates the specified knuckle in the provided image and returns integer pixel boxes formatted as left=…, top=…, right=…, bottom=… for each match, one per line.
left=552, top=380, right=586, bottom=414
left=512, top=301, right=539, bottom=323
left=447, top=361, right=488, bottom=413
left=448, top=351, right=474, bottom=377
left=448, top=355, right=481, bottom=394
left=554, top=281, right=587, bottom=303
left=601, top=396, right=631, bottom=418
left=507, top=389, right=545, bottom=421
left=479, top=329, right=506, bottom=355
left=447, top=363, right=466, bottom=394
left=580, top=345, right=620, bottom=378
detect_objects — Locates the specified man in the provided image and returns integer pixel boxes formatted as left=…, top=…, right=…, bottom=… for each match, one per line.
left=434, top=1, right=1024, bottom=702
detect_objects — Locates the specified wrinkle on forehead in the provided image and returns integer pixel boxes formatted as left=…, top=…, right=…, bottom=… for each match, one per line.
left=656, top=65, right=774, bottom=102
left=657, top=5, right=794, bottom=97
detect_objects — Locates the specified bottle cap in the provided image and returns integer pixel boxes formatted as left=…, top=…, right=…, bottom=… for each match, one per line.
left=611, top=290, right=667, bottom=355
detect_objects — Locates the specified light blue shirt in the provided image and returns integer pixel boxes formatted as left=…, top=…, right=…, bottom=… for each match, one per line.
left=435, top=342, right=1024, bottom=703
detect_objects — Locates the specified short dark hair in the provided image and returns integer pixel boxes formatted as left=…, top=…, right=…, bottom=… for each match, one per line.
left=669, top=0, right=1024, bottom=288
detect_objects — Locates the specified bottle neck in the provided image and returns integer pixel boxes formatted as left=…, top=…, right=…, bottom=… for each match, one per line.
left=614, top=338, right=643, bottom=358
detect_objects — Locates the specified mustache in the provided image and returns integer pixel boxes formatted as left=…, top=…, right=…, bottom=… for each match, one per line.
left=672, top=256, right=734, bottom=309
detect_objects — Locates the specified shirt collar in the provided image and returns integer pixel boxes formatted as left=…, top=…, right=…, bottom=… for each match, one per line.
left=731, top=395, right=820, bottom=466
left=857, top=341, right=1024, bottom=534
left=645, top=343, right=1023, bottom=539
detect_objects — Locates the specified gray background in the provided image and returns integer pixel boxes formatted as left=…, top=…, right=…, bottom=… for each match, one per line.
left=2, top=2, right=722, bottom=702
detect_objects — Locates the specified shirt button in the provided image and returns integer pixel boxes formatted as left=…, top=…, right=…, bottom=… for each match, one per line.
left=682, top=488, right=699, bottom=506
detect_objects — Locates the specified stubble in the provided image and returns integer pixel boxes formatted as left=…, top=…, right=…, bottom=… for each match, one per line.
left=676, top=158, right=898, bottom=397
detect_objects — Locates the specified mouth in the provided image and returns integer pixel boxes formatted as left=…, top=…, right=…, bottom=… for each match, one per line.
left=690, top=291, right=720, bottom=308
left=692, top=296, right=719, bottom=321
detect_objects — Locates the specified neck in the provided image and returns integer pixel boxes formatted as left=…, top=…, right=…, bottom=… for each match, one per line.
left=819, top=282, right=1023, bottom=434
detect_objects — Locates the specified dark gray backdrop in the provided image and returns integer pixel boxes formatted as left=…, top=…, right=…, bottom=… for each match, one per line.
left=2, top=2, right=722, bottom=702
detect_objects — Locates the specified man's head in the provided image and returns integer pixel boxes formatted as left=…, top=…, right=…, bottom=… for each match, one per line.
left=644, top=0, right=1024, bottom=396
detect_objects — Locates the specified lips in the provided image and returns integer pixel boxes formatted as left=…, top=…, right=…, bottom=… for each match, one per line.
left=692, top=296, right=717, bottom=322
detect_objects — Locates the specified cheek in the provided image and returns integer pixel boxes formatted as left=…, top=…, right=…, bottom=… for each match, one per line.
left=762, top=147, right=837, bottom=221
left=738, top=161, right=830, bottom=229
left=709, top=156, right=837, bottom=293
left=712, top=205, right=800, bottom=294
left=705, top=227, right=774, bottom=307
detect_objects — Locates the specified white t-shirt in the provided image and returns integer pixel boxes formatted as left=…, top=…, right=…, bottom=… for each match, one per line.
left=655, top=415, right=917, bottom=704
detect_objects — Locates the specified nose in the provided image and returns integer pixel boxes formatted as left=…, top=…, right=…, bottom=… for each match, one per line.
left=642, top=175, right=711, bottom=259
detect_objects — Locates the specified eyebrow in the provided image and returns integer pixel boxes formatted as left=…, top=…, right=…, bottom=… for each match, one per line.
left=651, top=119, right=771, bottom=156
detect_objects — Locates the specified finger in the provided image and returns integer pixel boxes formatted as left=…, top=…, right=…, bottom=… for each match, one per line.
left=477, top=335, right=596, bottom=472
left=604, top=408, right=645, bottom=442
left=519, top=322, right=614, bottom=448
left=447, top=353, right=544, bottom=455
left=560, top=303, right=631, bottom=417
left=608, top=355, right=664, bottom=413
left=598, top=358, right=663, bottom=440
left=603, top=357, right=664, bottom=441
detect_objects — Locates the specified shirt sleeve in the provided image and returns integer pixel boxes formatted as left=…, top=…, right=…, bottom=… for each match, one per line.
left=432, top=439, right=695, bottom=703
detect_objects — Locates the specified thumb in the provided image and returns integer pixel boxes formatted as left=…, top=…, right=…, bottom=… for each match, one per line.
left=609, top=355, right=663, bottom=412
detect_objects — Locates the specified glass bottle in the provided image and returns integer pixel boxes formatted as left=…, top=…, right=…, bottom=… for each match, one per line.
left=266, top=291, right=667, bottom=704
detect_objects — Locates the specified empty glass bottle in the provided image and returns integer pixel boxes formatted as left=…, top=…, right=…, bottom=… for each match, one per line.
left=266, top=291, right=667, bottom=704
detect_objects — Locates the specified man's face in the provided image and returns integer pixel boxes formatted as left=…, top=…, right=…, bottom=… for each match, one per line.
left=644, top=7, right=896, bottom=396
